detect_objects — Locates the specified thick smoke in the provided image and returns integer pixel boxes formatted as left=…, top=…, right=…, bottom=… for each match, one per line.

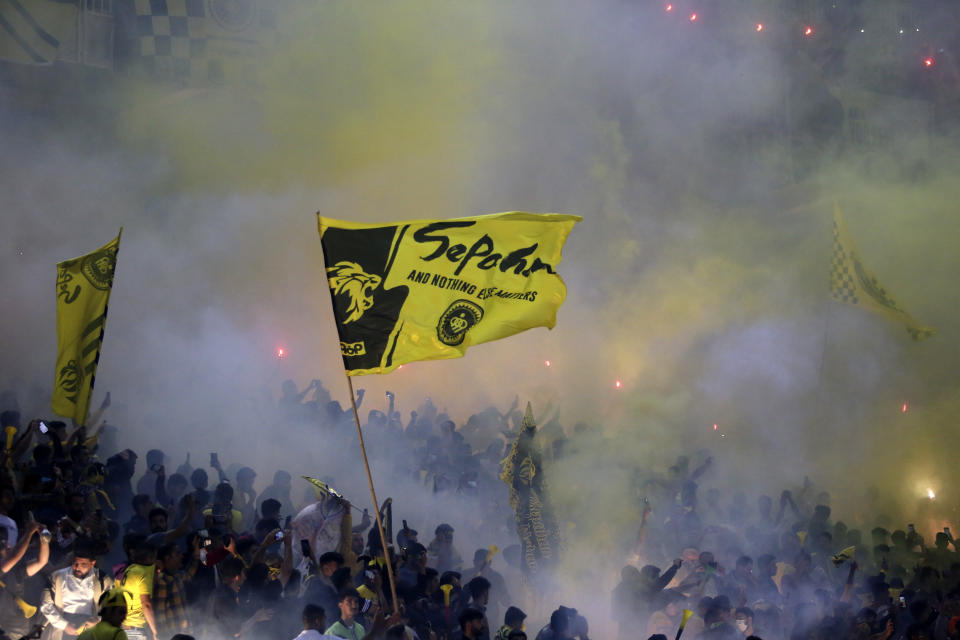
left=2, top=0, right=960, bottom=631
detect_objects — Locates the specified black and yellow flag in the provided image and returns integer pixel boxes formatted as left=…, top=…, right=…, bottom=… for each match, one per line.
left=830, top=206, right=934, bottom=340
left=499, top=403, right=560, bottom=575
left=0, top=0, right=76, bottom=65
left=318, top=212, right=580, bottom=375
left=51, top=231, right=121, bottom=425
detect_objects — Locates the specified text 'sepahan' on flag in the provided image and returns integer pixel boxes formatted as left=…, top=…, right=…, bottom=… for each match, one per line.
left=830, top=205, right=934, bottom=341
left=317, top=212, right=581, bottom=375
left=52, top=232, right=121, bottom=425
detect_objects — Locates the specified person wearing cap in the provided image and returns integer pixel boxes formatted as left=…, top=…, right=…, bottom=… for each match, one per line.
left=428, top=524, right=462, bottom=574
left=325, top=588, right=366, bottom=640
left=494, top=606, right=526, bottom=640
left=40, top=539, right=113, bottom=640
left=77, top=589, right=127, bottom=640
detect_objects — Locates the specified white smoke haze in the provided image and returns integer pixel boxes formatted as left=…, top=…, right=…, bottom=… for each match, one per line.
left=3, top=0, right=960, bottom=633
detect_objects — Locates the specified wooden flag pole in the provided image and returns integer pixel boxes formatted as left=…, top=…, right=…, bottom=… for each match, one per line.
left=345, top=374, right=400, bottom=614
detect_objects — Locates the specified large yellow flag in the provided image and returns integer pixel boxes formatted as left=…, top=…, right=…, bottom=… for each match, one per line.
left=318, top=212, right=580, bottom=375
left=51, top=232, right=121, bottom=424
left=830, top=207, right=934, bottom=340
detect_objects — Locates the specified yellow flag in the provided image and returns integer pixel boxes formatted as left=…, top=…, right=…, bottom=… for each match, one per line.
left=318, top=212, right=580, bottom=375
left=302, top=476, right=342, bottom=500
left=0, top=0, right=76, bottom=65
left=51, top=232, right=121, bottom=425
left=830, top=206, right=935, bottom=340
left=831, top=545, right=856, bottom=566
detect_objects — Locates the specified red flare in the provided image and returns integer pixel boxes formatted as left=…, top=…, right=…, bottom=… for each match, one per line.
left=544, top=360, right=551, bottom=367
left=665, top=3, right=673, bottom=11
left=804, top=26, right=813, bottom=36
left=902, top=403, right=908, bottom=413
left=689, top=12, right=697, bottom=21
left=277, top=348, right=285, bottom=359
left=615, top=380, right=622, bottom=389
left=756, top=23, right=764, bottom=32
left=924, top=57, right=934, bottom=67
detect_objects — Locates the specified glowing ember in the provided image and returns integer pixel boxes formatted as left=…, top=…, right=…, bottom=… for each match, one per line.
left=928, top=488, right=936, bottom=500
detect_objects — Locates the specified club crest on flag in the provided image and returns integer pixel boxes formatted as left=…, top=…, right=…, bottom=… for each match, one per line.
left=437, top=300, right=483, bottom=346
left=80, top=244, right=119, bottom=290
left=56, top=360, right=84, bottom=404
left=327, top=261, right=383, bottom=325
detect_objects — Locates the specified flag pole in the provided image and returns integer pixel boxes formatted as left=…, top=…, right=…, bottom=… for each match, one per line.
left=345, top=373, right=400, bottom=614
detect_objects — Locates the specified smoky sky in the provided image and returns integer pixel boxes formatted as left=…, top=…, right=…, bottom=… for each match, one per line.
left=2, top=0, right=960, bottom=604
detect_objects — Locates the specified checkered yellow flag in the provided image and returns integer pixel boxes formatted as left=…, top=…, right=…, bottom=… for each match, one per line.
left=830, top=206, right=934, bottom=340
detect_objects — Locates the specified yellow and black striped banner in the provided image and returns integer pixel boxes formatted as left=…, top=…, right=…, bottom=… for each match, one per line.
left=0, top=0, right=74, bottom=65
left=499, top=403, right=560, bottom=575
left=51, top=231, right=121, bottom=425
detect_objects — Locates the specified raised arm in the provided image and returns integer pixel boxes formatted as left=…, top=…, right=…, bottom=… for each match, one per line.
left=162, top=494, right=196, bottom=544
left=2, top=524, right=39, bottom=574
left=25, top=530, right=50, bottom=576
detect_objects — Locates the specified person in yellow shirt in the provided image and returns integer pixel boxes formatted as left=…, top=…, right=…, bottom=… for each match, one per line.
left=78, top=588, right=128, bottom=640
left=117, top=539, right=156, bottom=640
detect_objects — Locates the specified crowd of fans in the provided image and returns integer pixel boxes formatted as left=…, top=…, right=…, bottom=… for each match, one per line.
left=0, top=378, right=955, bottom=640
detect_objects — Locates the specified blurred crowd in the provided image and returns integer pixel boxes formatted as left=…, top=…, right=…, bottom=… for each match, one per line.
left=0, top=378, right=956, bottom=640
left=619, top=454, right=960, bottom=640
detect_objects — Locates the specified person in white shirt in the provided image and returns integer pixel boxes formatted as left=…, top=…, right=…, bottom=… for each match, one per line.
left=293, top=603, right=342, bottom=640
left=40, top=541, right=113, bottom=640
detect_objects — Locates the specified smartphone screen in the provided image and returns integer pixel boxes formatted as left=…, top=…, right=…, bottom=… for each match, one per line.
left=38, top=422, right=48, bottom=434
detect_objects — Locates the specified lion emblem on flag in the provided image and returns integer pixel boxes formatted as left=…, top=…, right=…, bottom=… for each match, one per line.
left=327, top=262, right=382, bottom=324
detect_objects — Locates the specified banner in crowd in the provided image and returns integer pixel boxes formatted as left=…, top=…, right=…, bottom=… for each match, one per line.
left=51, top=231, right=121, bottom=425
left=499, top=403, right=560, bottom=575
left=830, top=206, right=935, bottom=340
left=317, top=212, right=580, bottom=375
